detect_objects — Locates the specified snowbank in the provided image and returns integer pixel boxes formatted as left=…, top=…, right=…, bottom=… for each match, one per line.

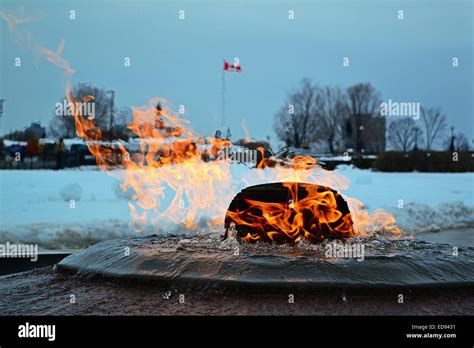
left=0, top=166, right=472, bottom=249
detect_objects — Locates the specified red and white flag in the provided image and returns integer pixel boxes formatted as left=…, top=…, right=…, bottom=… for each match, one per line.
left=223, top=60, right=242, bottom=72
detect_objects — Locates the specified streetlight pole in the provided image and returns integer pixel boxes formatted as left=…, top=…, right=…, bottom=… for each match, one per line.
left=107, top=90, right=115, bottom=132
left=449, top=126, right=455, bottom=152
left=0, top=99, right=4, bottom=131
left=414, top=128, right=419, bottom=151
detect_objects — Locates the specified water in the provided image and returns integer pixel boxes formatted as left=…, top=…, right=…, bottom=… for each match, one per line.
left=415, top=228, right=474, bottom=247
left=58, top=229, right=474, bottom=289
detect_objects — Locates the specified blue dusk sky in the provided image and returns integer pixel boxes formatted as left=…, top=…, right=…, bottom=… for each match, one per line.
left=0, top=0, right=472, bottom=147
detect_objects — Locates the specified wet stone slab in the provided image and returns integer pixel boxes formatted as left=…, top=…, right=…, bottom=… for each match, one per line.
left=57, top=234, right=474, bottom=290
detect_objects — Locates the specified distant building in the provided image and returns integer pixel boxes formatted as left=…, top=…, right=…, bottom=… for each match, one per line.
left=25, top=122, right=46, bottom=140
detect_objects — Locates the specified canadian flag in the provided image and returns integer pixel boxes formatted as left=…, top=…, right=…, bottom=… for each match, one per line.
left=223, top=60, right=242, bottom=72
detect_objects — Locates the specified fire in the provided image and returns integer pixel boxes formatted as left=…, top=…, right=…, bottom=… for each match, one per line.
left=72, top=97, right=235, bottom=232
left=2, top=8, right=403, bottom=243
left=70, top=99, right=402, bottom=242
left=225, top=182, right=354, bottom=244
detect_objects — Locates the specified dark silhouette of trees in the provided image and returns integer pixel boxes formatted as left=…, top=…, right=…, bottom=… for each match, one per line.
left=314, top=86, right=348, bottom=153
left=443, top=131, right=470, bottom=151
left=274, top=79, right=318, bottom=149
left=274, top=80, right=386, bottom=153
left=346, top=83, right=383, bottom=153
left=420, top=107, right=447, bottom=151
left=387, top=118, right=418, bottom=152
left=49, top=83, right=114, bottom=139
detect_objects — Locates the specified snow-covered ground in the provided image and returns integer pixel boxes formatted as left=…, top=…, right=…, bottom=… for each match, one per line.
left=0, top=166, right=472, bottom=249
left=0, top=168, right=131, bottom=249
left=337, top=165, right=474, bottom=234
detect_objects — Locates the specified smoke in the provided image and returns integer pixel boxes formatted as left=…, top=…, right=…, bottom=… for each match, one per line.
left=0, top=7, right=75, bottom=77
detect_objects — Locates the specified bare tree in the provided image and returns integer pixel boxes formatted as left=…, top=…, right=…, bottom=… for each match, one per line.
left=313, top=86, right=348, bottom=153
left=443, top=131, right=470, bottom=151
left=387, top=118, right=418, bottom=152
left=274, top=79, right=318, bottom=148
left=49, top=83, right=113, bottom=139
left=346, top=83, right=384, bottom=152
left=420, top=107, right=447, bottom=150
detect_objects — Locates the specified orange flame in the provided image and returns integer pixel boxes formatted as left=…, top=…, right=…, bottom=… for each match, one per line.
left=225, top=182, right=355, bottom=244
left=70, top=97, right=403, bottom=239
left=71, top=97, right=235, bottom=233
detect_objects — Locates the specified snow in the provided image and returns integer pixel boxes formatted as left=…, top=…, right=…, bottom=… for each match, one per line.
left=318, top=155, right=351, bottom=161
left=336, top=165, right=473, bottom=233
left=337, top=165, right=473, bottom=209
left=0, top=165, right=472, bottom=249
left=0, top=168, right=131, bottom=249
left=2, top=140, right=27, bottom=147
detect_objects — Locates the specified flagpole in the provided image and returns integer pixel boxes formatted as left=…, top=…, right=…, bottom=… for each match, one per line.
left=221, top=62, right=226, bottom=128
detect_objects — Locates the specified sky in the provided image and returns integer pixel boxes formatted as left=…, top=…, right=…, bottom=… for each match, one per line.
left=0, top=0, right=472, bottom=148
